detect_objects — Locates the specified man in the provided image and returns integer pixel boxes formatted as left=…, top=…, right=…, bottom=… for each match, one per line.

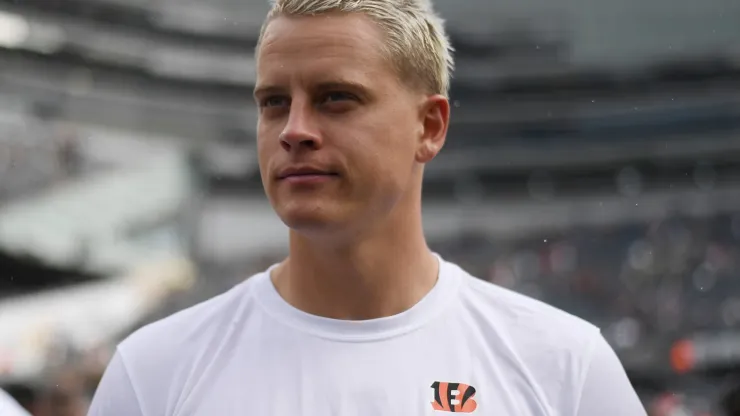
left=1, top=388, right=31, bottom=416
left=89, top=0, right=647, bottom=414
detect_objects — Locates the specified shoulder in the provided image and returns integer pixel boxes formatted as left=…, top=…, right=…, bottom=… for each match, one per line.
left=114, top=271, right=266, bottom=385
left=450, top=262, right=603, bottom=413
left=455, top=262, right=600, bottom=340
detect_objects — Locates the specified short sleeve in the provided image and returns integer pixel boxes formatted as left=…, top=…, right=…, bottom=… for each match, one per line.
left=87, top=351, right=146, bottom=416
left=575, top=335, right=648, bottom=416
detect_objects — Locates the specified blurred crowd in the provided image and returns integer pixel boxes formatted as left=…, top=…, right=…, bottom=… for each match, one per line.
left=440, top=212, right=740, bottom=338
left=0, top=116, right=83, bottom=204
left=3, top=344, right=110, bottom=416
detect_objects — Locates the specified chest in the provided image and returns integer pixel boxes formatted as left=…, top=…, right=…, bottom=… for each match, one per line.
left=172, top=341, right=553, bottom=416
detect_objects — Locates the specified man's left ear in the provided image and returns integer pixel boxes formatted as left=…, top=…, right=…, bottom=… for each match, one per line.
left=415, top=95, right=450, bottom=164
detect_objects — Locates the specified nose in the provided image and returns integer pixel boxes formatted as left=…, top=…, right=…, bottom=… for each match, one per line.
left=279, top=101, right=322, bottom=152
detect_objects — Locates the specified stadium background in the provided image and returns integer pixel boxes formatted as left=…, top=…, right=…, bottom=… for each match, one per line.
left=0, top=0, right=740, bottom=414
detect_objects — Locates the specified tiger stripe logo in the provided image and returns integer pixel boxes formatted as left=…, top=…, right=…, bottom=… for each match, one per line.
left=430, top=381, right=478, bottom=413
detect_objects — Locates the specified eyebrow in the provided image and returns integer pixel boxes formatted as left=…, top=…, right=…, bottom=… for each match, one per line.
left=314, top=81, right=368, bottom=94
left=253, top=85, right=284, bottom=101
left=253, top=80, right=370, bottom=100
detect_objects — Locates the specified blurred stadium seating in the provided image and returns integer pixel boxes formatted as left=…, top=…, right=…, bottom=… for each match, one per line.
left=0, top=0, right=739, bottom=414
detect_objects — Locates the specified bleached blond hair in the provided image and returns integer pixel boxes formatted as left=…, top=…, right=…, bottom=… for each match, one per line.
left=258, top=0, right=454, bottom=97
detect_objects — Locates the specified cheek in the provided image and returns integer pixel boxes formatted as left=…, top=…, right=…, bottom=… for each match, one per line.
left=347, top=130, right=416, bottom=188
left=377, top=125, right=418, bottom=169
left=256, top=142, right=277, bottom=188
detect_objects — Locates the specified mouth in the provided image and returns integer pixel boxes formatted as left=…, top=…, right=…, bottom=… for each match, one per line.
left=277, top=168, right=339, bottom=181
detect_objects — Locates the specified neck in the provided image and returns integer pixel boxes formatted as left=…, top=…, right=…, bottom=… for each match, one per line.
left=271, top=193, right=438, bottom=320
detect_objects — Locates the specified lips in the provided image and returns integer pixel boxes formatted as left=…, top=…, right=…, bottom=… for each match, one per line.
left=277, top=166, right=338, bottom=180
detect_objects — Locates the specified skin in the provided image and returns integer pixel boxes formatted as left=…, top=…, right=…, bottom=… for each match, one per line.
left=254, top=12, right=450, bottom=320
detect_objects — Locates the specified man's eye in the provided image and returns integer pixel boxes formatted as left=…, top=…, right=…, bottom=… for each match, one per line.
left=321, top=92, right=356, bottom=104
left=261, top=96, right=289, bottom=108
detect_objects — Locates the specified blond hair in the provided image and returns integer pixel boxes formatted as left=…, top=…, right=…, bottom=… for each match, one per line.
left=258, top=0, right=454, bottom=97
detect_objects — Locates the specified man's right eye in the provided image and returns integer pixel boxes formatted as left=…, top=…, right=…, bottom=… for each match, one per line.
left=261, top=96, right=289, bottom=108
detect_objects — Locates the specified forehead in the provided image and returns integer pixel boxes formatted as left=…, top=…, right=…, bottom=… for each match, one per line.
left=256, top=13, right=394, bottom=89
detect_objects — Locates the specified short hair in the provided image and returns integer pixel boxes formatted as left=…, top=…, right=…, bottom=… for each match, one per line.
left=258, top=0, right=455, bottom=97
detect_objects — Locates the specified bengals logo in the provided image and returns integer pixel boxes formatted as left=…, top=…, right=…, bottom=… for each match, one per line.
left=431, top=381, right=478, bottom=413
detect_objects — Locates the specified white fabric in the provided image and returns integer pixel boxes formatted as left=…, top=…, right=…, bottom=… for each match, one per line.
left=88, top=257, right=646, bottom=416
left=0, top=389, right=31, bottom=416
left=575, top=335, right=648, bottom=416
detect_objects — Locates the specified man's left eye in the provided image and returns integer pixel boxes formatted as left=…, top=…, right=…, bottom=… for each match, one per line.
left=322, top=92, right=355, bottom=103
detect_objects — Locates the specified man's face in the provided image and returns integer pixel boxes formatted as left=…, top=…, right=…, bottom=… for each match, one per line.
left=255, top=13, right=448, bottom=235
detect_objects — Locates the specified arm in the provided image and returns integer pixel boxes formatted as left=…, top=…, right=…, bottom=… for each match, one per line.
left=575, top=335, right=648, bottom=416
left=87, top=351, right=145, bottom=416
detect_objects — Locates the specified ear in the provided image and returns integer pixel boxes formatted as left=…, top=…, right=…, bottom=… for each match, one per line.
left=415, top=95, right=450, bottom=164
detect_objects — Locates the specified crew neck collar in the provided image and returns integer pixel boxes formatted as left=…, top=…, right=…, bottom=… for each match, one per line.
left=252, top=254, right=462, bottom=342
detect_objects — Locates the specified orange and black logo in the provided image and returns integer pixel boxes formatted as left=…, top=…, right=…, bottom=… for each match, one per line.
left=430, top=381, right=477, bottom=413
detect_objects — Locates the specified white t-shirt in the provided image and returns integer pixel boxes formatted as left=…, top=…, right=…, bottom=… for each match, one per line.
left=0, top=389, right=31, bottom=416
left=88, top=258, right=646, bottom=416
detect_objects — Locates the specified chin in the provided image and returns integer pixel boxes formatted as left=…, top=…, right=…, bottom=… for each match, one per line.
left=276, top=203, right=345, bottom=233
